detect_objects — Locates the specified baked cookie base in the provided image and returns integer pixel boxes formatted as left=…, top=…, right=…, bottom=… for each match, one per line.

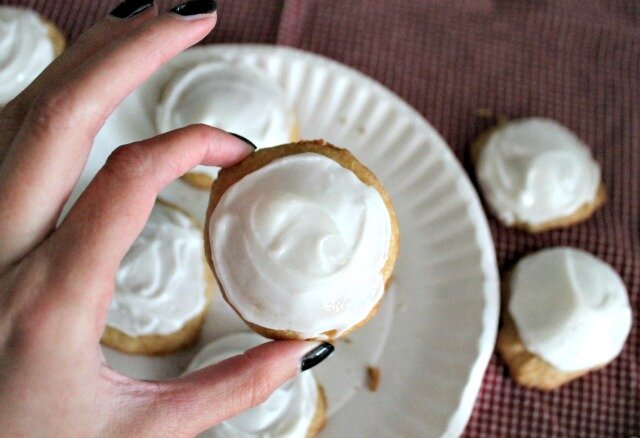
left=514, top=185, right=606, bottom=233
left=307, top=383, right=328, bottom=438
left=244, top=298, right=384, bottom=342
left=204, top=140, right=400, bottom=341
left=496, top=271, right=604, bottom=390
left=101, top=299, right=211, bottom=356
left=471, top=125, right=606, bottom=233
left=101, top=200, right=215, bottom=355
left=181, top=171, right=216, bottom=190
left=43, top=18, right=66, bottom=56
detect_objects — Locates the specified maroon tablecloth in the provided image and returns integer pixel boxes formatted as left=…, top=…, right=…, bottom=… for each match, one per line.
left=3, top=0, right=638, bottom=435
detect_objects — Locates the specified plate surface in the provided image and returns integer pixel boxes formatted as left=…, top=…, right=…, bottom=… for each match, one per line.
left=68, top=45, right=499, bottom=437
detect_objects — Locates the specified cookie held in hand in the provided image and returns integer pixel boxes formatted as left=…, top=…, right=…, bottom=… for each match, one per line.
left=205, top=140, right=399, bottom=341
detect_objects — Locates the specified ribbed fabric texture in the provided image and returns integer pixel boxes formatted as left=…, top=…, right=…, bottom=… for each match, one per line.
left=2, top=0, right=638, bottom=435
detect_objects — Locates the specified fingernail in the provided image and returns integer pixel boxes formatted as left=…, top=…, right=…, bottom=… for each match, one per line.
left=170, top=0, right=217, bottom=20
left=300, top=342, right=334, bottom=372
left=229, top=132, right=257, bottom=150
left=110, top=0, right=155, bottom=19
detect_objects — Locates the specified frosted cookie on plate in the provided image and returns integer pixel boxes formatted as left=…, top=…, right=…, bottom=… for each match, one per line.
left=497, top=247, right=632, bottom=390
left=472, top=118, right=605, bottom=233
left=0, top=6, right=66, bottom=106
left=184, top=332, right=327, bottom=438
left=205, top=140, right=399, bottom=341
left=155, top=58, right=297, bottom=189
left=102, top=201, right=214, bottom=355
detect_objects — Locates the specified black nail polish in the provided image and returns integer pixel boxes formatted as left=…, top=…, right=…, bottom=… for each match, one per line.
left=229, top=132, right=257, bottom=150
left=300, top=342, right=334, bottom=372
left=170, top=0, right=217, bottom=17
left=110, top=0, right=155, bottom=19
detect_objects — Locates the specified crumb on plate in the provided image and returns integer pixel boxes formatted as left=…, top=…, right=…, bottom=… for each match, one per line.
left=367, top=366, right=380, bottom=392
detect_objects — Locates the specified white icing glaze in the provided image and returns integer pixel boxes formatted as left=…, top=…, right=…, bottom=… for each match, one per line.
left=107, top=203, right=207, bottom=336
left=209, top=153, right=391, bottom=339
left=185, top=332, right=319, bottom=438
left=509, top=247, right=632, bottom=372
left=477, top=118, right=601, bottom=226
left=155, top=59, right=293, bottom=178
left=0, top=7, right=55, bottom=106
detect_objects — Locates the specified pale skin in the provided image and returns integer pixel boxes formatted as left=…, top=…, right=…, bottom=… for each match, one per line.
left=0, top=5, right=321, bottom=436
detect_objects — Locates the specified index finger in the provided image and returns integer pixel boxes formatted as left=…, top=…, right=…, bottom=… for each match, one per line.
left=50, top=125, right=253, bottom=313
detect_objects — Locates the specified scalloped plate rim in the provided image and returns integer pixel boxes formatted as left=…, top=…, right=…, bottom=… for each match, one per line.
left=205, top=44, right=500, bottom=437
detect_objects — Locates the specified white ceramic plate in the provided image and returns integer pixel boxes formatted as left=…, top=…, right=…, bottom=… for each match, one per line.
left=67, top=45, right=499, bottom=437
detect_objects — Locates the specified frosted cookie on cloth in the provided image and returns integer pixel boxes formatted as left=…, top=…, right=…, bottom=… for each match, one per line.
left=0, top=6, right=65, bottom=106
left=497, top=247, right=632, bottom=390
left=184, top=332, right=327, bottom=438
left=155, top=58, right=297, bottom=189
left=205, top=140, right=399, bottom=341
left=472, top=118, right=605, bottom=233
left=102, top=201, right=214, bottom=355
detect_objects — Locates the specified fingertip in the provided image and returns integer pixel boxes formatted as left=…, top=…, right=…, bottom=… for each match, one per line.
left=238, top=339, right=335, bottom=376
left=147, top=339, right=333, bottom=434
left=300, top=342, right=334, bottom=372
left=169, top=0, right=217, bottom=21
left=190, top=125, right=256, bottom=167
left=228, top=132, right=257, bottom=150
left=108, top=0, right=158, bottom=21
left=242, top=340, right=318, bottom=370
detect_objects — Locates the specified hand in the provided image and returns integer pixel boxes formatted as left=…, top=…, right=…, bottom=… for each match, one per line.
left=0, top=1, right=331, bottom=436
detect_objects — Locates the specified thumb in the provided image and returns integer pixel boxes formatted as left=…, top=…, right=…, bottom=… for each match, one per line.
left=149, top=340, right=333, bottom=436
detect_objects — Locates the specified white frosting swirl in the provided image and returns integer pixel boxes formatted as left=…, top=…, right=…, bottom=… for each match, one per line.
left=0, top=7, right=55, bottom=106
left=477, top=118, right=601, bottom=226
left=185, top=332, right=319, bottom=438
left=107, top=203, right=207, bottom=336
left=509, top=247, right=632, bottom=372
left=155, top=59, right=293, bottom=178
left=209, top=153, right=391, bottom=339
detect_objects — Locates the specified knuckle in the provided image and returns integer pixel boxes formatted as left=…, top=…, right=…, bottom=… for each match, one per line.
left=28, top=89, right=75, bottom=137
left=238, top=354, right=273, bottom=407
left=188, top=123, right=213, bottom=139
left=246, top=373, right=272, bottom=407
left=184, top=123, right=213, bottom=155
left=3, top=257, right=54, bottom=346
left=13, top=297, right=53, bottom=347
left=102, top=143, right=153, bottom=181
left=131, top=26, right=173, bottom=63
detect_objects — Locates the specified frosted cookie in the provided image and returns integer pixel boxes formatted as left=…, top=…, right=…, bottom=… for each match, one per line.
left=472, top=118, right=605, bottom=233
left=102, top=201, right=214, bottom=355
left=205, top=140, right=399, bottom=341
left=155, top=58, right=297, bottom=189
left=185, top=332, right=326, bottom=438
left=497, top=247, right=632, bottom=390
left=0, top=6, right=66, bottom=106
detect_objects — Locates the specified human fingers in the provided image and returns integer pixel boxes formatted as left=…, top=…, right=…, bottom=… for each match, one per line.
left=0, top=0, right=217, bottom=267
left=50, top=125, right=252, bottom=312
left=138, top=341, right=334, bottom=436
left=0, top=0, right=158, bottom=159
